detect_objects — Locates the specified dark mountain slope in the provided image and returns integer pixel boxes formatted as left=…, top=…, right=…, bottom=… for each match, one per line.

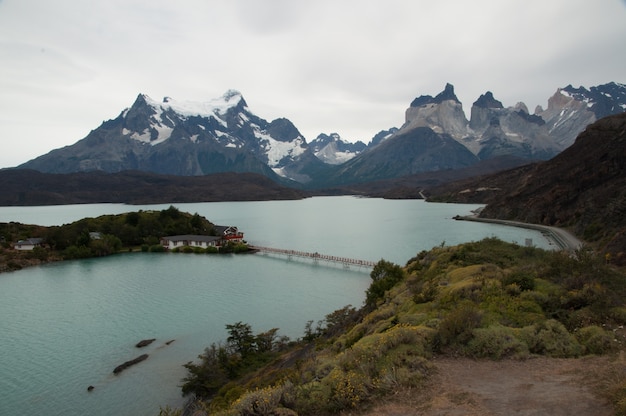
left=428, top=112, right=626, bottom=264
left=312, top=127, right=479, bottom=187
left=0, top=169, right=308, bottom=205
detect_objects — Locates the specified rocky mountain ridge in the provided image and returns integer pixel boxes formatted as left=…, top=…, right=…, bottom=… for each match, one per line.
left=18, top=82, right=626, bottom=188
left=427, top=112, right=626, bottom=265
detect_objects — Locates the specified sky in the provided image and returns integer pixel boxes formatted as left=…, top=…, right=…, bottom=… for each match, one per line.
left=1, top=0, right=625, bottom=168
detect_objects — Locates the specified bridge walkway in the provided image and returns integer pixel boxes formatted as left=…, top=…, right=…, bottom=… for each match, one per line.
left=251, top=246, right=377, bottom=269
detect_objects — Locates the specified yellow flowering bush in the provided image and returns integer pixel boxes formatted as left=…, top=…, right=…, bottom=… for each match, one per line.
left=325, top=368, right=368, bottom=411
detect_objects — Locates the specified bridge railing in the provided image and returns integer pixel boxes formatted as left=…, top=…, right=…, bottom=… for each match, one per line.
left=251, top=245, right=377, bottom=268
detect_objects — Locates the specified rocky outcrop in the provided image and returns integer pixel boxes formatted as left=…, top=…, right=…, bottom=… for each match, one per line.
left=403, top=83, right=469, bottom=140
left=113, top=354, right=149, bottom=374
left=135, top=338, right=156, bottom=348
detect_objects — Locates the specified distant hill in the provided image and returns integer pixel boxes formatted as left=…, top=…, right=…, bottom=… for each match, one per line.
left=427, top=112, right=626, bottom=265
left=0, top=170, right=308, bottom=205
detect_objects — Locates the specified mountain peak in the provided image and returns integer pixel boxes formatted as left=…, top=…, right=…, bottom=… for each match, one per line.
left=473, top=91, right=504, bottom=109
left=410, top=83, right=460, bottom=107
left=126, top=90, right=247, bottom=119
left=223, top=89, right=242, bottom=101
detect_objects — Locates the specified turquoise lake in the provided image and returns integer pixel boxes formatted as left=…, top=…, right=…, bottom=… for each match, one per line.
left=0, top=197, right=555, bottom=415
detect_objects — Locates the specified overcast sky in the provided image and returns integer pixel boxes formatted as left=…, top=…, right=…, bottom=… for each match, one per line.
left=1, top=0, right=625, bottom=168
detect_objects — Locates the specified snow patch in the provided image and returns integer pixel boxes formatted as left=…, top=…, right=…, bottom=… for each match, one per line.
left=143, top=90, right=243, bottom=119
left=130, top=125, right=173, bottom=146
left=256, top=131, right=306, bottom=166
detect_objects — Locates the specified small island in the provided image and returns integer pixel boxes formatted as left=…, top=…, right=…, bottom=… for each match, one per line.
left=0, top=206, right=250, bottom=273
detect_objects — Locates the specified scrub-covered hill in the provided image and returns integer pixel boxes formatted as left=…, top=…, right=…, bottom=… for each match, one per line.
left=170, top=238, right=626, bottom=415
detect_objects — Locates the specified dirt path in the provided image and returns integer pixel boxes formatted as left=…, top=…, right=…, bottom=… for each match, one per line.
left=357, top=355, right=621, bottom=416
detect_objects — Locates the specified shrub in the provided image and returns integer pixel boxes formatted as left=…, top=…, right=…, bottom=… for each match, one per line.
left=232, top=383, right=295, bottom=416
left=411, top=279, right=439, bottom=304
left=576, top=325, right=616, bottom=355
left=25, top=246, right=48, bottom=261
left=62, top=245, right=93, bottom=259
left=520, top=320, right=582, bottom=357
left=376, top=353, right=432, bottom=392
left=468, top=325, right=529, bottom=359
left=503, top=269, right=536, bottom=291
left=436, top=302, right=483, bottom=348
left=324, top=368, right=369, bottom=412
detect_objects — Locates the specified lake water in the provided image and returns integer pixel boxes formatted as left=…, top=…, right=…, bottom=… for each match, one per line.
left=0, top=197, right=555, bottom=416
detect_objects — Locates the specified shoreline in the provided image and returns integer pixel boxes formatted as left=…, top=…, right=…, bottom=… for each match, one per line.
left=454, top=215, right=583, bottom=252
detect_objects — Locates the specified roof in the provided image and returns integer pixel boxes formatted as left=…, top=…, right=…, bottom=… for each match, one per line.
left=16, top=238, right=44, bottom=245
left=162, top=235, right=221, bottom=243
left=214, top=225, right=238, bottom=235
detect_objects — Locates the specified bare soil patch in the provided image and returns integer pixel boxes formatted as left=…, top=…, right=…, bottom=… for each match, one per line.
left=355, top=355, right=624, bottom=416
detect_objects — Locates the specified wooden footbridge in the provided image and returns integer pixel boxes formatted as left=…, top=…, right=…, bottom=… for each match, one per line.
left=251, top=246, right=377, bottom=269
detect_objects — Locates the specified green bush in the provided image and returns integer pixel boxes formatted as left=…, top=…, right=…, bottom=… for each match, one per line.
left=575, top=325, right=616, bottom=355
left=503, top=270, right=536, bottom=291
left=468, top=325, right=529, bottom=359
left=62, top=245, right=93, bottom=259
left=520, top=320, right=582, bottom=357
left=25, top=246, right=49, bottom=261
left=436, top=302, right=483, bottom=348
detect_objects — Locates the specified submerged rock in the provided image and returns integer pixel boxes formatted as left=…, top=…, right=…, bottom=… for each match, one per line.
left=135, top=339, right=156, bottom=348
left=113, top=354, right=149, bottom=374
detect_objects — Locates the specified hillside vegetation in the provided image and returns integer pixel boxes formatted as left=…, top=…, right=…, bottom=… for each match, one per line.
left=166, top=238, right=626, bottom=415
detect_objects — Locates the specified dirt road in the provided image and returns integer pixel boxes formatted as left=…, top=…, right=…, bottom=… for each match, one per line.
left=357, top=355, right=620, bottom=416
left=455, top=216, right=583, bottom=252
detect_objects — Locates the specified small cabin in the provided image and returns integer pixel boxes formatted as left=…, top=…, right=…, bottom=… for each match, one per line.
left=14, top=238, right=44, bottom=251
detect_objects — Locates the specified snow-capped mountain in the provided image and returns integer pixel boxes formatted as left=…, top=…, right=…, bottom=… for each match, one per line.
left=18, top=82, right=626, bottom=189
left=309, top=133, right=367, bottom=165
left=20, top=90, right=326, bottom=183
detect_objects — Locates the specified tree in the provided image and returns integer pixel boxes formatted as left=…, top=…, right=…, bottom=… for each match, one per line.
left=226, top=322, right=255, bottom=357
left=181, top=344, right=230, bottom=397
left=255, top=328, right=280, bottom=353
left=365, top=260, right=405, bottom=307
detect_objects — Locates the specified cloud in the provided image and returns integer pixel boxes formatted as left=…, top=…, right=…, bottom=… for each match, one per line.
left=0, top=0, right=625, bottom=168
